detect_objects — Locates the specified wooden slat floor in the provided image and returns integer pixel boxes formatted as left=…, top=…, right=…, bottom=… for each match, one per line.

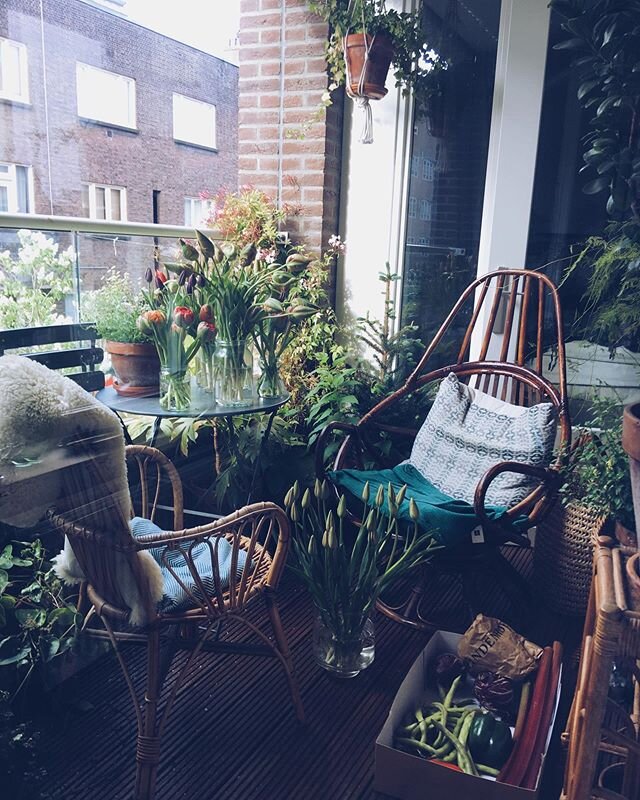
left=39, top=548, right=579, bottom=800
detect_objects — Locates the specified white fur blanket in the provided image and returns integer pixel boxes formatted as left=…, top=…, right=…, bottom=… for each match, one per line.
left=0, top=355, right=163, bottom=625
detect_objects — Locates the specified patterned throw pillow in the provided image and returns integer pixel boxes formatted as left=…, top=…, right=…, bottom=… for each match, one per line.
left=409, top=373, right=557, bottom=508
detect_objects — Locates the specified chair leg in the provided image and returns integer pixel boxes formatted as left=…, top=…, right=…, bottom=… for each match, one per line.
left=134, top=628, right=179, bottom=800
left=264, top=591, right=305, bottom=723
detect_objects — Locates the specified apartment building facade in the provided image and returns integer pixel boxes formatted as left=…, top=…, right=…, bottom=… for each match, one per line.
left=0, top=0, right=238, bottom=280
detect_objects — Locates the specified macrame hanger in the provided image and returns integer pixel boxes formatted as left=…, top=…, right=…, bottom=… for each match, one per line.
left=344, top=0, right=375, bottom=144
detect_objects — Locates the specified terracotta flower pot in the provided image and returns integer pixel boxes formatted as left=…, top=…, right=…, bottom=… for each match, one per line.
left=106, top=341, right=160, bottom=397
left=344, top=32, right=394, bottom=100
left=622, top=402, right=640, bottom=548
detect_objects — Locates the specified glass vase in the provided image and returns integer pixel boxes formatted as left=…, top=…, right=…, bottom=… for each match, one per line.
left=159, top=366, right=191, bottom=412
left=214, top=338, right=254, bottom=407
left=312, top=611, right=375, bottom=678
left=195, top=347, right=216, bottom=395
left=257, top=355, right=286, bottom=399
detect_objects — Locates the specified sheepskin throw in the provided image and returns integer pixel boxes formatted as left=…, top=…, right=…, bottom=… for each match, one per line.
left=0, top=355, right=163, bottom=625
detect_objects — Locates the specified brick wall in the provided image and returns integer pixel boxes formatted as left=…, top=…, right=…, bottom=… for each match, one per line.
left=238, top=0, right=343, bottom=264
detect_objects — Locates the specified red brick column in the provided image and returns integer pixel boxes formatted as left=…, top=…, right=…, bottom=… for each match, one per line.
left=238, top=0, right=343, bottom=258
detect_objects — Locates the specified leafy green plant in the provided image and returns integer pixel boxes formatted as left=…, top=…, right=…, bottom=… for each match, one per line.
left=550, top=0, right=640, bottom=221
left=551, top=1, right=640, bottom=351
left=560, top=398, right=634, bottom=531
left=0, top=539, right=81, bottom=699
left=0, top=230, right=74, bottom=330
left=308, top=0, right=443, bottom=113
left=565, top=223, right=640, bottom=350
left=82, top=269, right=149, bottom=343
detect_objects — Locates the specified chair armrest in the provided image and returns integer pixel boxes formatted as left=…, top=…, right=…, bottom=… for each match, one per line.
left=133, top=501, right=290, bottom=592
left=474, top=461, right=561, bottom=539
left=314, top=420, right=362, bottom=477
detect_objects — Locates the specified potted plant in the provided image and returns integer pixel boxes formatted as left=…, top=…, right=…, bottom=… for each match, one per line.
left=308, top=0, right=443, bottom=141
left=84, top=270, right=160, bottom=397
left=284, top=478, right=439, bottom=677
left=550, top=1, right=640, bottom=397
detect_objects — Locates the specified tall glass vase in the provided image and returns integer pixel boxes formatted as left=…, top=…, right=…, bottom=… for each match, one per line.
left=214, top=338, right=254, bottom=407
left=312, top=611, right=375, bottom=678
left=257, top=353, right=286, bottom=399
left=158, top=332, right=191, bottom=412
left=195, top=346, right=216, bottom=395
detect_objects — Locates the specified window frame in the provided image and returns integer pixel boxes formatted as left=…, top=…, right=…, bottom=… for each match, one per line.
left=76, top=62, right=137, bottom=130
left=0, top=162, right=34, bottom=213
left=172, top=93, right=217, bottom=151
left=184, top=196, right=214, bottom=227
left=82, top=182, right=128, bottom=222
left=0, top=37, right=30, bottom=104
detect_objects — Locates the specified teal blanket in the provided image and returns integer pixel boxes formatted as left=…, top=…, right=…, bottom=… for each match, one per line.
left=328, top=463, right=528, bottom=548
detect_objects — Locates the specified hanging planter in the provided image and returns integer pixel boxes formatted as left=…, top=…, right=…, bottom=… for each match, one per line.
left=344, top=32, right=394, bottom=100
left=344, top=32, right=393, bottom=144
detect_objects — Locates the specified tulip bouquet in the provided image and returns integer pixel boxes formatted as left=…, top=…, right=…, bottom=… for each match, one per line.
left=138, top=268, right=203, bottom=411
left=284, top=479, right=439, bottom=676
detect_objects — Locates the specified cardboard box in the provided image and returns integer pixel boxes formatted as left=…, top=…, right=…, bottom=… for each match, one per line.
left=374, top=631, right=561, bottom=800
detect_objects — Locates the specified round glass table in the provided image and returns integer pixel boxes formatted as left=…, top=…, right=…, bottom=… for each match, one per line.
left=96, top=386, right=290, bottom=504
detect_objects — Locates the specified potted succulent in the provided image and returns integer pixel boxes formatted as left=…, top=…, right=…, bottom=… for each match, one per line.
left=83, top=270, right=160, bottom=397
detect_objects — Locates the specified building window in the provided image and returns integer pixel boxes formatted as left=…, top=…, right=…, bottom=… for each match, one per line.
left=0, top=38, right=29, bottom=103
left=184, top=197, right=214, bottom=227
left=173, top=94, right=217, bottom=150
left=422, top=158, right=434, bottom=181
left=419, top=199, right=432, bottom=221
left=76, top=63, right=136, bottom=129
left=419, top=237, right=429, bottom=246
left=408, top=196, right=417, bottom=219
left=411, top=155, right=420, bottom=178
left=82, top=183, right=127, bottom=221
left=0, top=163, right=33, bottom=213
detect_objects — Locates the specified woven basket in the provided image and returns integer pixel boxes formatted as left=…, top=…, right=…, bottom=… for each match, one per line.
left=533, top=501, right=607, bottom=616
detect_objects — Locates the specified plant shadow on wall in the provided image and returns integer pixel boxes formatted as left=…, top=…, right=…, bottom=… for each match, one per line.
left=549, top=1, right=640, bottom=372
left=126, top=188, right=431, bottom=513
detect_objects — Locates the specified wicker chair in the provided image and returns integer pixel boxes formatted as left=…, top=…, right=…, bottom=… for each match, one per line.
left=316, top=269, right=571, bottom=630
left=49, top=444, right=304, bottom=800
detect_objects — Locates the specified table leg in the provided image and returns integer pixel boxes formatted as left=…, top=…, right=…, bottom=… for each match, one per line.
left=246, top=409, right=277, bottom=505
left=114, top=411, right=133, bottom=446
left=149, top=417, right=162, bottom=449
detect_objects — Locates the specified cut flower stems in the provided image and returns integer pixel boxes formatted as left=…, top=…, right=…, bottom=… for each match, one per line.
left=284, top=479, right=441, bottom=671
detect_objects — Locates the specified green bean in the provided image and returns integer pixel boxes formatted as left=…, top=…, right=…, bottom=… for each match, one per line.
left=433, top=714, right=479, bottom=776
left=476, top=764, right=500, bottom=777
left=396, top=737, right=439, bottom=756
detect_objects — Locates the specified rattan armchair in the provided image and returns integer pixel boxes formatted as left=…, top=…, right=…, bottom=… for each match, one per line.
left=49, top=444, right=304, bottom=800
left=316, top=269, right=571, bottom=631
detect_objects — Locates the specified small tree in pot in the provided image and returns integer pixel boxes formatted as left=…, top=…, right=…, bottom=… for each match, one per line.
left=83, top=270, right=160, bottom=397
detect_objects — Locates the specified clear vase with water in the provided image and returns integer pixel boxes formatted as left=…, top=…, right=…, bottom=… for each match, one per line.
left=312, top=611, right=375, bottom=678
left=213, top=338, right=254, bottom=407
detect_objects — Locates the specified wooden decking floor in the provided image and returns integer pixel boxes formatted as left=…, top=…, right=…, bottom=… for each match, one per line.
left=39, top=548, right=579, bottom=800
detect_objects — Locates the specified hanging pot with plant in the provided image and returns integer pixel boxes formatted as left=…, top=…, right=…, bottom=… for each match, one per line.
left=308, top=0, right=443, bottom=143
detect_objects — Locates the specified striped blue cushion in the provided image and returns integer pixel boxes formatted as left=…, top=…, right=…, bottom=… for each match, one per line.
left=129, top=517, right=248, bottom=612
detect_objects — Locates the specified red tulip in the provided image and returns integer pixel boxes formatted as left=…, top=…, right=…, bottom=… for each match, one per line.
left=199, top=304, right=214, bottom=323
left=173, top=306, right=195, bottom=328
left=197, top=321, right=217, bottom=343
